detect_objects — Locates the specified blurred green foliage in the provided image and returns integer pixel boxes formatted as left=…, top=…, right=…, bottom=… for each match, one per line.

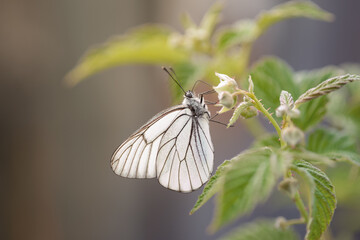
left=220, top=220, right=299, bottom=240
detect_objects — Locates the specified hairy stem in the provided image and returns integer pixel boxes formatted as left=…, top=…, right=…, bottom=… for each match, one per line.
left=286, top=170, right=309, bottom=224
left=293, top=191, right=309, bottom=223
left=244, top=92, right=286, bottom=147
left=285, top=217, right=305, bottom=227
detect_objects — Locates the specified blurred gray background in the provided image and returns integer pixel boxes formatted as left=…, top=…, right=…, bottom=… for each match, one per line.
left=1, top=0, right=359, bottom=239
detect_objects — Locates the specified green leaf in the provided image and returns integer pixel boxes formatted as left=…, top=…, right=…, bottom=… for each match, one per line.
left=292, top=160, right=336, bottom=240
left=250, top=57, right=298, bottom=117
left=307, top=128, right=360, bottom=166
left=65, top=25, right=188, bottom=86
left=290, top=149, right=335, bottom=166
left=200, top=2, right=223, bottom=38
left=327, top=65, right=360, bottom=136
left=327, top=163, right=360, bottom=208
left=257, top=1, right=334, bottom=34
left=180, top=12, right=196, bottom=29
left=295, top=74, right=360, bottom=106
left=204, top=54, right=245, bottom=85
left=190, top=160, right=230, bottom=215
left=295, top=66, right=341, bottom=91
left=227, top=101, right=254, bottom=127
left=170, top=62, right=206, bottom=102
left=220, top=220, right=299, bottom=240
left=252, top=134, right=281, bottom=148
left=217, top=1, right=333, bottom=51
left=293, top=96, right=328, bottom=130
left=251, top=59, right=347, bottom=130
left=217, top=20, right=257, bottom=50
left=326, top=151, right=360, bottom=166
left=211, top=148, right=284, bottom=231
left=293, top=67, right=340, bottom=130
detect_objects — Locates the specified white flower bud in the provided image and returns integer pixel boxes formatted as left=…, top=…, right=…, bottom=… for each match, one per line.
left=282, top=126, right=304, bottom=147
left=279, top=90, right=294, bottom=108
left=218, top=91, right=235, bottom=109
left=275, top=217, right=288, bottom=230
left=214, top=72, right=238, bottom=94
left=275, top=105, right=288, bottom=118
left=276, top=90, right=300, bottom=118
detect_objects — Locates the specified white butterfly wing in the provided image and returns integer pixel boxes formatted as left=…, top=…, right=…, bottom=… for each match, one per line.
left=111, top=105, right=214, bottom=193
left=111, top=105, right=186, bottom=178
left=157, top=108, right=214, bottom=192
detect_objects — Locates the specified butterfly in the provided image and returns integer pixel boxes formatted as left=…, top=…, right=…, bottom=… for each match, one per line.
left=110, top=68, right=214, bottom=193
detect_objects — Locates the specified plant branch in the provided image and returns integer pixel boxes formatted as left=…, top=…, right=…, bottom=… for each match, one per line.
left=285, top=217, right=305, bottom=227
left=240, top=91, right=286, bottom=147
left=292, top=191, right=309, bottom=223
left=285, top=170, right=309, bottom=224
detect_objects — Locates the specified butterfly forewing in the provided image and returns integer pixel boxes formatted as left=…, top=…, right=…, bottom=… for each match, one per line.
left=111, top=106, right=185, bottom=178
left=111, top=97, right=214, bottom=193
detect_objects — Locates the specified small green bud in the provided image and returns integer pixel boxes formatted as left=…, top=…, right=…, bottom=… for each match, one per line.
left=232, top=102, right=258, bottom=119
left=214, top=72, right=238, bottom=94
left=282, top=126, right=304, bottom=147
left=218, top=91, right=235, bottom=109
left=240, top=105, right=258, bottom=119
left=275, top=217, right=288, bottom=230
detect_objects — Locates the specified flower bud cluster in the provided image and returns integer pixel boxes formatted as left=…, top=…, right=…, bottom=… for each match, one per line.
left=214, top=73, right=258, bottom=120
left=214, top=72, right=239, bottom=113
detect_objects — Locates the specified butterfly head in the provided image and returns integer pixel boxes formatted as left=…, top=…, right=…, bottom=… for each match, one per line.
left=183, top=91, right=209, bottom=118
left=185, top=90, right=194, bottom=99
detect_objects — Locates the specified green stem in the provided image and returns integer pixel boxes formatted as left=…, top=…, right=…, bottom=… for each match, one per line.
left=293, top=191, right=309, bottom=223
left=284, top=218, right=305, bottom=227
left=244, top=92, right=286, bottom=148
left=286, top=170, right=309, bottom=224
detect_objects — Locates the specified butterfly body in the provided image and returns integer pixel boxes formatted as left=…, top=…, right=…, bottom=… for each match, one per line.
left=183, top=90, right=210, bottom=118
left=111, top=90, right=214, bottom=193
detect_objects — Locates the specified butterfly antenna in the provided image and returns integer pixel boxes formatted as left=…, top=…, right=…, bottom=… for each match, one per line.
left=169, top=67, right=178, bottom=79
left=162, top=67, right=186, bottom=94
